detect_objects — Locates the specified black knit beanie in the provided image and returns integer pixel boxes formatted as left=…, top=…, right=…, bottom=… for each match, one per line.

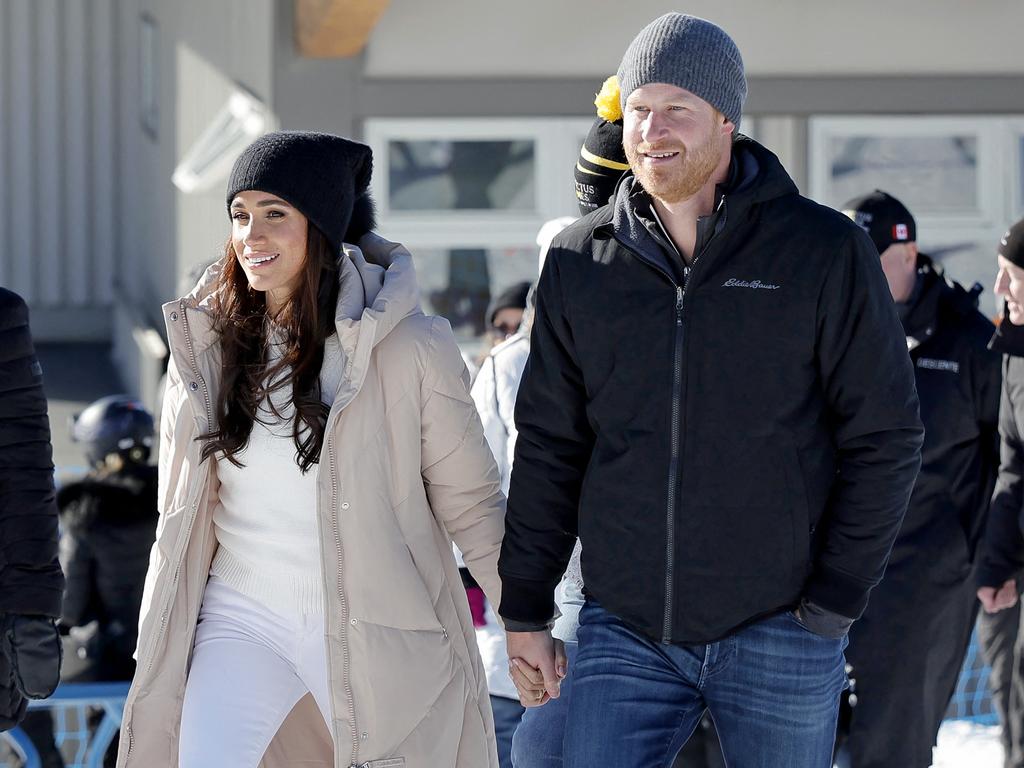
left=226, top=131, right=374, bottom=254
left=575, top=117, right=628, bottom=215
left=999, top=217, right=1024, bottom=269
left=486, top=281, right=531, bottom=327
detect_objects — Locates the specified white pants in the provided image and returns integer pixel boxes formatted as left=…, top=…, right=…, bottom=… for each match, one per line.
left=179, top=576, right=333, bottom=767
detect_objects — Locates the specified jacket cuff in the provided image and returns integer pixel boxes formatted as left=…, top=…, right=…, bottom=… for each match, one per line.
left=503, top=618, right=556, bottom=633
left=498, top=574, right=557, bottom=627
left=976, top=563, right=1016, bottom=590
left=797, top=599, right=854, bottom=639
left=0, top=561, right=64, bottom=619
left=802, top=564, right=870, bottom=621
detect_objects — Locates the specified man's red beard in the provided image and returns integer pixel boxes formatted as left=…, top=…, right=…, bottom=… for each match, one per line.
left=625, top=132, right=723, bottom=205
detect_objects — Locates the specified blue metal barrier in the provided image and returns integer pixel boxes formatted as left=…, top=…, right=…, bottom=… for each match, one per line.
left=1, top=682, right=130, bottom=768
left=1, top=728, right=38, bottom=768
left=946, top=625, right=999, bottom=725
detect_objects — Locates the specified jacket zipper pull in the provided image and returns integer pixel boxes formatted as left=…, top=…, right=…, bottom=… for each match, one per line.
left=676, top=286, right=684, bottom=322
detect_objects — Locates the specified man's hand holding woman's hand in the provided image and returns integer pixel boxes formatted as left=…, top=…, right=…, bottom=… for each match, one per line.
left=506, top=630, right=567, bottom=708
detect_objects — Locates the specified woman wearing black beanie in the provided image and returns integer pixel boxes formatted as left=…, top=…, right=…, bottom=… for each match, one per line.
left=116, top=131, right=515, bottom=768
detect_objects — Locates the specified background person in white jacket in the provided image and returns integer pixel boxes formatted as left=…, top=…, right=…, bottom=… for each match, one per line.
left=506, top=85, right=628, bottom=768
left=460, top=216, right=575, bottom=768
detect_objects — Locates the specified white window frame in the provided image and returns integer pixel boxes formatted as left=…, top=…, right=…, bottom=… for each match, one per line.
left=1006, top=117, right=1024, bottom=219
left=365, top=117, right=593, bottom=249
left=809, top=116, right=1008, bottom=233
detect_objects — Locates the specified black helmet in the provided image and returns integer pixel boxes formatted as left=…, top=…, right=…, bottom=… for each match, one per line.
left=71, top=395, right=155, bottom=466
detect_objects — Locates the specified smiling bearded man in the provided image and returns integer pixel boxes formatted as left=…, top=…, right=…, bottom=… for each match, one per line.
left=500, top=12, right=924, bottom=768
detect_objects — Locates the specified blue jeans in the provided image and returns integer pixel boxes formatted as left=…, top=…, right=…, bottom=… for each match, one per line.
left=510, top=642, right=578, bottom=767
left=492, top=695, right=525, bottom=768
left=561, top=599, right=848, bottom=768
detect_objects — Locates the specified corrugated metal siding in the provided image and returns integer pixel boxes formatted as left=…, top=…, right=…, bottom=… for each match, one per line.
left=0, top=0, right=118, bottom=337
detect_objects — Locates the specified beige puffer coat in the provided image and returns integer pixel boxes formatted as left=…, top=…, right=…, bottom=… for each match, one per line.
left=116, top=234, right=505, bottom=768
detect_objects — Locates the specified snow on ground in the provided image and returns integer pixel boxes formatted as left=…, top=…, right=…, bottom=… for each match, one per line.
left=933, top=720, right=1004, bottom=768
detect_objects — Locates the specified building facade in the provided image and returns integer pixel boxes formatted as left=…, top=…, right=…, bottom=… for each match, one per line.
left=2, top=0, right=1023, bottom=406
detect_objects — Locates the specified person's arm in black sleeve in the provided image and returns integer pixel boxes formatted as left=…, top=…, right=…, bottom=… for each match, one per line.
left=976, top=368, right=1024, bottom=589
left=0, top=288, right=64, bottom=730
left=0, top=289, right=64, bottom=616
left=966, top=338, right=1003, bottom=558
left=803, top=230, right=924, bottom=624
left=499, top=248, right=594, bottom=630
left=57, top=517, right=97, bottom=630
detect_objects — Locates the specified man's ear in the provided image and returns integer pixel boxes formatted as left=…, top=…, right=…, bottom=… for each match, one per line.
left=720, top=112, right=736, bottom=139
left=906, top=242, right=919, bottom=267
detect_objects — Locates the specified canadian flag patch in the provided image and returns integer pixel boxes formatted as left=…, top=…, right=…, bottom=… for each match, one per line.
left=893, top=223, right=909, bottom=240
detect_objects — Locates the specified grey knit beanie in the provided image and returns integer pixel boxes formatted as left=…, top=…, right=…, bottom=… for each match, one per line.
left=617, top=13, right=747, bottom=130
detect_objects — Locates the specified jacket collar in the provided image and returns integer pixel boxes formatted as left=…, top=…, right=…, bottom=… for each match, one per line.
left=900, top=256, right=943, bottom=349
left=990, top=305, right=1024, bottom=356
left=594, top=135, right=798, bottom=279
left=902, top=254, right=983, bottom=351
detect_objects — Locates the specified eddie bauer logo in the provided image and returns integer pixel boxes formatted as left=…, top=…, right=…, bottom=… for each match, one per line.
left=722, top=278, right=781, bottom=290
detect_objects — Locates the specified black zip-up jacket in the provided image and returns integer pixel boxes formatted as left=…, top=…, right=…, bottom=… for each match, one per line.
left=886, top=257, right=1001, bottom=577
left=498, top=137, right=924, bottom=644
left=976, top=316, right=1024, bottom=589
left=0, top=287, right=64, bottom=618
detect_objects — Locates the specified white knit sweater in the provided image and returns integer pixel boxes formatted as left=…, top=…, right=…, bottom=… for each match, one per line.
left=210, top=333, right=342, bottom=616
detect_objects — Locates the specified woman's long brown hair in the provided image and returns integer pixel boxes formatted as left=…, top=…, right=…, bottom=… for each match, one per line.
left=200, top=221, right=340, bottom=473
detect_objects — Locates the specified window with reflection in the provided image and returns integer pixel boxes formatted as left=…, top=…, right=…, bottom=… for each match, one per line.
left=388, top=140, right=535, bottom=212
left=412, top=246, right=537, bottom=342
left=824, top=135, right=978, bottom=214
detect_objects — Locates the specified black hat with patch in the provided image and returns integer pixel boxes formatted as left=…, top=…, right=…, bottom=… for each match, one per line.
left=998, top=217, right=1024, bottom=269
left=841, top=190, right=917, bottom=255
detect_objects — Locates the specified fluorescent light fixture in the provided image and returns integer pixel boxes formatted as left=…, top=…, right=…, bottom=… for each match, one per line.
left=172, top=90, right=270, bottom=193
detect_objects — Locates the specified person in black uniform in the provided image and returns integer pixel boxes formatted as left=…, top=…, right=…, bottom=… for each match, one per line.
left=838, top=191, right=1002, bottom=768
left=60, top=395, right=158, bottom=682
left=0, top=287, right=64, bottom=733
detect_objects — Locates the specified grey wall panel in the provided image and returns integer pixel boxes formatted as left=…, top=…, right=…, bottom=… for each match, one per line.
left=64, top=0, right=92, bottom=307
left=8, top=0, right=35, bottom=302
left=91, top=0, right=116, bottom=305
left=365, top=0, right=1024, bottom=79
left=0, top=2, right=8, bottom=289
left=0, top=0, right=119, bottom=337
left=36, top=0, right=62, bottom=306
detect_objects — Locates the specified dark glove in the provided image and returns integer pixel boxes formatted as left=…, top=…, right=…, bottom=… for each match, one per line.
left=0, top=614, right=62, bottom=730
left=0, top=644, right=27, bottom=731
